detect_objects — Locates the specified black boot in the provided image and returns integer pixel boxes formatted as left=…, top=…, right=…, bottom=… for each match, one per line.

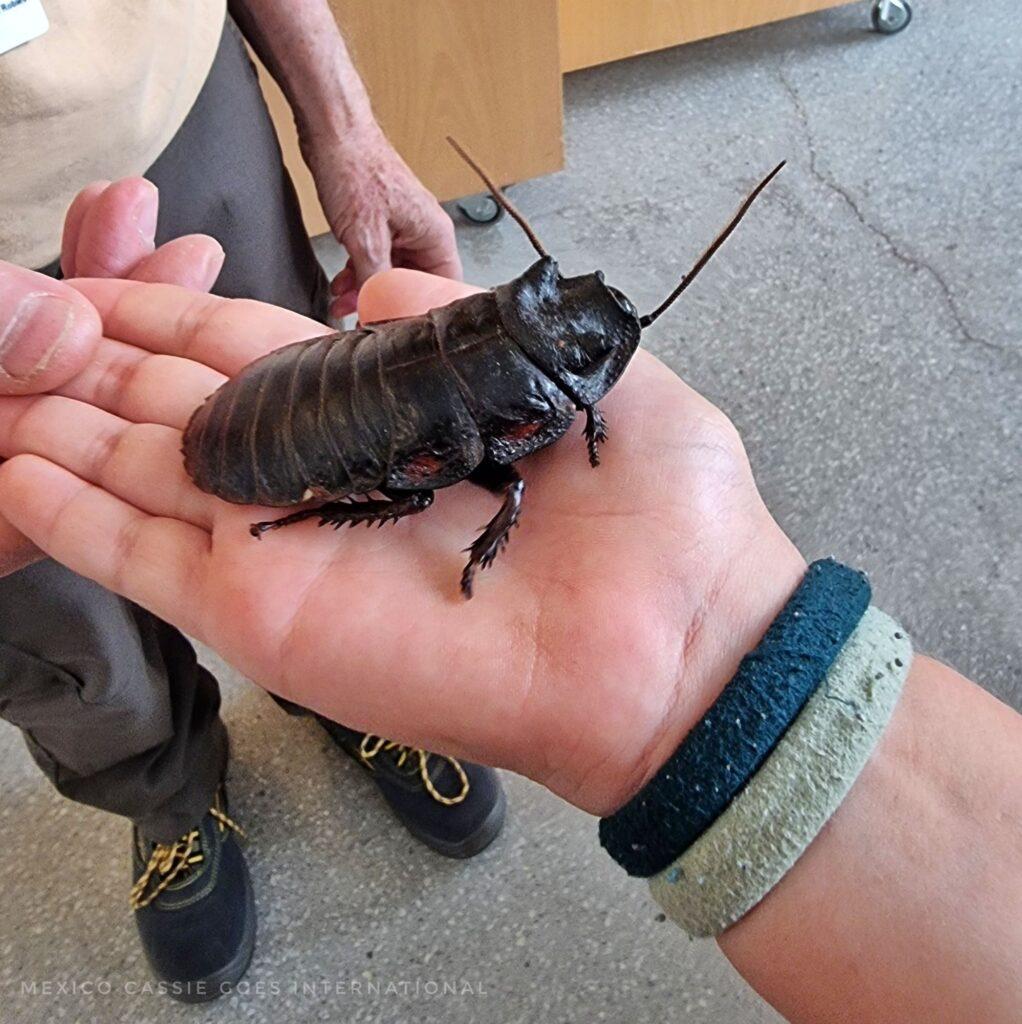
left=131, top=788, right=255, bottom=1003
left=317, top=718, right=506, bottom=859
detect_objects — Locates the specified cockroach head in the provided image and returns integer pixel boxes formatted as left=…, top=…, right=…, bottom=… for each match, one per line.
left=449, top=136, right=784, bottom=393
left=500, top=257, right=642, bottom=406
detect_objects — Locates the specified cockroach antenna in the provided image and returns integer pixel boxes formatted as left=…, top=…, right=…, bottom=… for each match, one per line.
left=447, top=136, right=549, bottom=259
left=639, top=161, right=786, bottom=329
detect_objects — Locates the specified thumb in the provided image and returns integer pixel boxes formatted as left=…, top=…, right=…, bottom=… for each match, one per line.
left=0, top=262, right=102, bottom=395
left=358, top=268, right=482, bottom=323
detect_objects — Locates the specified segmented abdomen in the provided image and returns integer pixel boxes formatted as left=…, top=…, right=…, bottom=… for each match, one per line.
left=182, top=291, right=579, bottom=507
left=184, top=331, right=378, bottom=506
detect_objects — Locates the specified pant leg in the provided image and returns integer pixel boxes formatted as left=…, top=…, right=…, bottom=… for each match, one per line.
left=1, top=16, right=328, bottom=836
left=0, top=562, right=228, bottom=844
left=145, top=15, right=330, bottom=321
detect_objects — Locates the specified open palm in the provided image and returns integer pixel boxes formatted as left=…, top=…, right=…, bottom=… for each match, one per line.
left=0, top=271, right=801, bottom=814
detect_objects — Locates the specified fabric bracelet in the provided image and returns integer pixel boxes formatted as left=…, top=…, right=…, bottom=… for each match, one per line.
left=649, top=605, right=911, bottom=937
left=600, top=558, right=871, bottom=877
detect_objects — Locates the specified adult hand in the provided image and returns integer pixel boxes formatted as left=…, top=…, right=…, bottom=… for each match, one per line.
left=0, top=270, right=803, bottom=814
left=0, top=178, right=225, bottom=575
left=305, top=125, right=462, bottom=319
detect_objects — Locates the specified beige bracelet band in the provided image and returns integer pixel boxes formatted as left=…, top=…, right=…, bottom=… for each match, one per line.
left=650, top=606, right=911, bottom=937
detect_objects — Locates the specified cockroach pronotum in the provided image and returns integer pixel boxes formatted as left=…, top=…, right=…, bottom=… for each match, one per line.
left=182, top=139, right=783, bottom=597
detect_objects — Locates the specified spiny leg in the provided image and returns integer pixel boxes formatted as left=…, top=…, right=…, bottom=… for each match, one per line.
left=461, top=461, right=525, bottom=599
left=250, top=489, right=434, bottom=538
left=584, top=405, right=608, bottom=467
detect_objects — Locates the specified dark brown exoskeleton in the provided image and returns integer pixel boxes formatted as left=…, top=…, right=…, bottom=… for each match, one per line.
left=182, top=140, right=783, bottom=597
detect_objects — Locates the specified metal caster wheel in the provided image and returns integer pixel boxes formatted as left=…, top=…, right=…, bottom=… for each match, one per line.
left=871, top=0, right=912, bottom=34
left=456, top=192, right=505, bottom=225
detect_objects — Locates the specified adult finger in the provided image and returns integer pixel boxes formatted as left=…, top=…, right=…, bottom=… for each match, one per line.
left=0, top=263, right=102, bottom=394
left=60, top=181, right=111, bottom=278
left=0, top=455, right=210, bottom=641
left=398, top=212, right=462, bottom=281
left=342, top=220, right=392, bottom=287
left=69, top=279, right=325, bottom=375
left=55, top=336, right=226, bottom=429
left=403, top=242, right=463, bottom=282
left=330, top=263, right=356, bottom=297
left=0, top=394, right=217, bottom=529
left=357, top=268, right=482, bottom=323
left=129, top=234, right=226, bottom=292
left=329, top=261, right=358, bottom=320
left=72, top=177, right=159, bottom=279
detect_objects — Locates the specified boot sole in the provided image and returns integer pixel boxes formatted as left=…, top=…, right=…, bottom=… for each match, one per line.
left=164, top=856, right=257, bottom=1004
left=398, top=780, right=508, bottom=859
left=316, top=717, right=508, bottom=859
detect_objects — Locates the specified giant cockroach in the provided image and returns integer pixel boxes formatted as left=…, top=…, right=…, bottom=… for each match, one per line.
left=182, top=139, right=783, bottom=597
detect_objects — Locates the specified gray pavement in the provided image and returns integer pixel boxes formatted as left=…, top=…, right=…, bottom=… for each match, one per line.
left=2, top=2, right=1019, bottom=1022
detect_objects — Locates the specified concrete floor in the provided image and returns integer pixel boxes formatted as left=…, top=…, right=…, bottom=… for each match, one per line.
left=2, top=2, right=1020, bottom=1022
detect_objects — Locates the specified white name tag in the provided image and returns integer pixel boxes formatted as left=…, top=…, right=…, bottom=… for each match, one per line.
left=0, top=0, right=48, bottom=57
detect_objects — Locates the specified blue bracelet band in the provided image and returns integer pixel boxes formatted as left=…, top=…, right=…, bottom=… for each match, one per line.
left=599, top=558, right=871, bottom=877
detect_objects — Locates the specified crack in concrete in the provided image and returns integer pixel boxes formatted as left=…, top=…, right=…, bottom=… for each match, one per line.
left=776, top=66, right=1010, bottom=357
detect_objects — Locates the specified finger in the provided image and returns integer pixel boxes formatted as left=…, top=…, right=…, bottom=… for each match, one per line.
left=343, top=221, right=393, bottom=286
left=61, top=181, right=111, bottom=278
left=69, top=279, right=325, bottom=375
left=73, top=177, right=159, bottom=278
left=329, top=261, right=355, bottom=296
left=404, top=244, right=463, bottom=281
left=130, top=234, right=225, bottom=291
left=329, top=290, right=359, bottom=320
left=0, top=263, right=102, bottom=394
left=0, top=455, right=210, bottom=641
left=55, top=336, right=226, bottom=429
left=0, top=394, right=216, bottom=529
left=397, top=215, right=463, bottom=280
left=329, top=261, right=359, bottom=318
left=0, top=516, right=41, bottom=578
left=357, top=268, right=482, bottom=323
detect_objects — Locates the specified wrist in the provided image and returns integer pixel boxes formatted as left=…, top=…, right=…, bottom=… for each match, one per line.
left=596, top=512, right=807, bottom=816
left=297, top=94, right=380, bottom=158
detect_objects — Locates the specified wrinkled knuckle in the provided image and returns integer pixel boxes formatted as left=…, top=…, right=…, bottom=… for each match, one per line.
left=109, top=515, right=146, bottom=593
left=88, top=424, right=131, bottom=480
left=438, top=215, right=458, bottom=242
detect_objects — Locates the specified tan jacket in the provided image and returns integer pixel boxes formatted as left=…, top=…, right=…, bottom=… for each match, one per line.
left=0, top=0, right=226, bottom=267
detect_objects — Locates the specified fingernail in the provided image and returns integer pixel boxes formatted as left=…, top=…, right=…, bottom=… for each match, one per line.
left=0, top=293, right=75, bottom=380
left=200, top=242, right=225, bottom=282
left=133, top=183, right=159, bottom=243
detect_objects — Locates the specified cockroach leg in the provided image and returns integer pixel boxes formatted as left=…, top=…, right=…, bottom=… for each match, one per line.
left=249, top=489, right=434, bottom=538
left=461, top=461, right=526, bottom=599
left=583, top=406, right=608, bottom=467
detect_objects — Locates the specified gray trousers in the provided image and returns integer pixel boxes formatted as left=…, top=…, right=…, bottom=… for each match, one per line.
left=0, top=18, right=329, bottom=843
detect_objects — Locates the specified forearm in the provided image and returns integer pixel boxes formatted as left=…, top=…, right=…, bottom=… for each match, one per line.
left=718, top=655, right=1022, bottom=1022
left=230, top=0, right=460, bottom=297
left=611, top=503, right=1022, bottom=1020
left=229, top=0, right=375, bottom=142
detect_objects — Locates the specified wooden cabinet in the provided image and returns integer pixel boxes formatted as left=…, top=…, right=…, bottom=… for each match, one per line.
left=256, top=0, right=564, bottom=236
left=260, top=1, right=856, bottom=236
left=560, top=0, right=855, bottom=71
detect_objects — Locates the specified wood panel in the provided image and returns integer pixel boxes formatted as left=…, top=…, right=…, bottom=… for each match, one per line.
left=258, top=0, right=565, bottom=237
left=560, top=0, right=855, bottom=71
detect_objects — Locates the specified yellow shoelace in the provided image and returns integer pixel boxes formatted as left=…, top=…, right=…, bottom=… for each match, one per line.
left=358, top=735, right=470, bottom=807
left=129, top=803, right=245, bottom=911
